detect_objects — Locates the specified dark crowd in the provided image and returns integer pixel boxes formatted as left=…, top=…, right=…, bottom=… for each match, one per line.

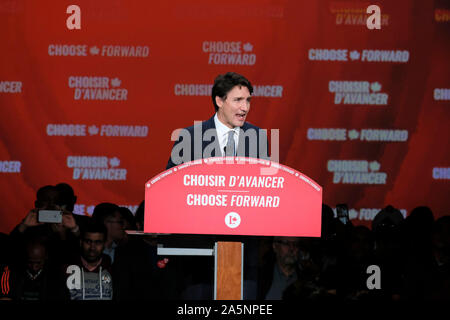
left=0, top=183, right=449, bottom=301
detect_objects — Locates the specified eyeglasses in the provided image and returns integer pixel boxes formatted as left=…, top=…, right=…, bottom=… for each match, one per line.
left=82, top=239, right=104, bottom=245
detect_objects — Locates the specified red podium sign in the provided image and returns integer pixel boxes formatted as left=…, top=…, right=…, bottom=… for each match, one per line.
left=144, top=157, right=322, bottom=237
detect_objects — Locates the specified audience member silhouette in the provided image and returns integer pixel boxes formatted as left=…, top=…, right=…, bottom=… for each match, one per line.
left=258, top=236, right=301, bottom=300
left=91, top=202, right=126, bottom=264
left=55, top=182, right=90, bottom=232
left=134, top=200, right=145, bottom=231
left=63, top=221, right=113, bottom=300
left=2, top=184, right=449, bottom=301
left=404, top=215, right=450, bottom=299
left=114, top=203, right=180, bottom=300
left=404, top=206, right=434, bottom=259
left=371, top=205, right=405, bottom=300
left=7, top=237, right=67, bottom=300
left=336, top=225, right=377, bottom=300
left=0, top=232, right=13, bottom=300
left=119, top=206, right=136, bottom=232
left=10, top=185, right=81, bottom=270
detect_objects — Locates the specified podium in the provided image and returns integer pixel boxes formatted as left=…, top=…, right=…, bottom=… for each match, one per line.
left=143, top=157, right=322, bottom=300
left=125, top=232, right=245, bottom=299
left=158, top=239, right=243, bottom=300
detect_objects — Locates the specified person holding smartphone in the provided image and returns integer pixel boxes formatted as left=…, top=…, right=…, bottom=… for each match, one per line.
left=13, top=185, right=80, bottom=237
left=9, top=185, right=81, bottom=278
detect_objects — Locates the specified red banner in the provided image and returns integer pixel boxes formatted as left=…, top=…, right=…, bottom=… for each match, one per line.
left=0, top=0, right=449, bottom=233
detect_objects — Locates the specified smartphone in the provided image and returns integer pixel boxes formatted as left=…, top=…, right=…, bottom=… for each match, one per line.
left=38, top=210, right=63, bottom=223
left=336, top=204, right=349, bottom=225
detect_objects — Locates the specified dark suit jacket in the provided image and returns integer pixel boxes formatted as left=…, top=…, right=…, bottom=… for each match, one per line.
left=166, top=115, right=269, bottom=169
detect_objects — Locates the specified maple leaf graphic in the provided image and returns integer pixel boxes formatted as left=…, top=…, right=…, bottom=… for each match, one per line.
left=348, top=130, right=359, bottom=140
left=109, top=157, right=120, bottom=167
left=89, top=46, right=100, bottom=55
left=243, top=42, right=253, bottom=52
left=88, top=125, right=99, bottom=135
left=350, top=50, right=360, bottom=60
left=110, top=78, right=121, bottom=87
left=369, top=161, right=381, bottom=172
left=371, top=82, right=382, bottom=92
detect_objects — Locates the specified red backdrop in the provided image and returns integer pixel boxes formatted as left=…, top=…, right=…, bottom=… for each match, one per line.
left=0, top=0, right=449, bottom=233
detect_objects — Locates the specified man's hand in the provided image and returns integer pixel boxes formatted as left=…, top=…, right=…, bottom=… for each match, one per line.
left=62, top=210, right=80, bottom=235
left=50, top=209, right=79, bottom=238
left=18, top=209, right=43, bottom=232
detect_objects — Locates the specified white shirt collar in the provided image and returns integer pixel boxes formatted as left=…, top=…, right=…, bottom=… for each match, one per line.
left=214, top=113, right=240, bottom=155
left=214, top=113, right=240, bottom=135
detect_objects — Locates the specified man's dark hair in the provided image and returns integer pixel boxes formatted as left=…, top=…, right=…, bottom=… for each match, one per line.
left=80, top=220, right=107, bottom=241
left=55, top=182, right=77, bottom=212
left=36, top=185, right=57, bottom=201
left=35, top=185, right=58, bottom=209
left=119, top=206, right=135, bottom=229
left=92, top=202, right=120, bottom=224
left=433, top=215, right=450, bottom=235
left=211, top=72, right=253, bottom=112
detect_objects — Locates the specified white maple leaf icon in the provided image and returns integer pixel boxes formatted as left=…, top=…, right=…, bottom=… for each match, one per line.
left=111, top=78, right=121, bottom=87
left=88, top=125, right=99, bottom=135
left=89, top=46, right=100, bottom=55
left=349, top=209, right=358, bottom=220
left=348, top=130, right=359, bottom=140
left=371, top=82, right=382, bottom=92
left=369, top=161, right=381, bottom=171
left=243, top=42, right=253, bottom=52
left=350, top=50, right=360, bottom=60
left=109, top=157, right=120, bottom=167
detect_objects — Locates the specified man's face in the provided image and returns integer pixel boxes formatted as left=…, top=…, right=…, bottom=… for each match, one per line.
left=216, top=85, right=251, bottom=129
left=26, top=243, right=47, bottom=275
left=81, top=232, right=105, bottom=263
left=104, top=211, right=125, bottom=242
left=273, top=237, right=300, bottom=267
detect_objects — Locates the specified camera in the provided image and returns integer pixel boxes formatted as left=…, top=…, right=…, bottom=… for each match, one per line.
left=38, top=210, right=63, bottom=223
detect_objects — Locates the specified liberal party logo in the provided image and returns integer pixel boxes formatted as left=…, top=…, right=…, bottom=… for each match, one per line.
left=225, top=212, right=241, bottom=229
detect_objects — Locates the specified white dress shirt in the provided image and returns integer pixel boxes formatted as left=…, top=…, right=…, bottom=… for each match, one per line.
left=214, top=113, right=240, bottom=156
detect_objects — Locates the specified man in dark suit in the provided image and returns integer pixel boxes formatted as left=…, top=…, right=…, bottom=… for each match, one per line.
left=166, top=72, right=268, bottom=169
left=165, top=72, right=269, bottom=299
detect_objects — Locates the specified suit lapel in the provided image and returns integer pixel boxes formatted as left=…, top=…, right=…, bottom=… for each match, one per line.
left=202, top=116, right=220, bottom=158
